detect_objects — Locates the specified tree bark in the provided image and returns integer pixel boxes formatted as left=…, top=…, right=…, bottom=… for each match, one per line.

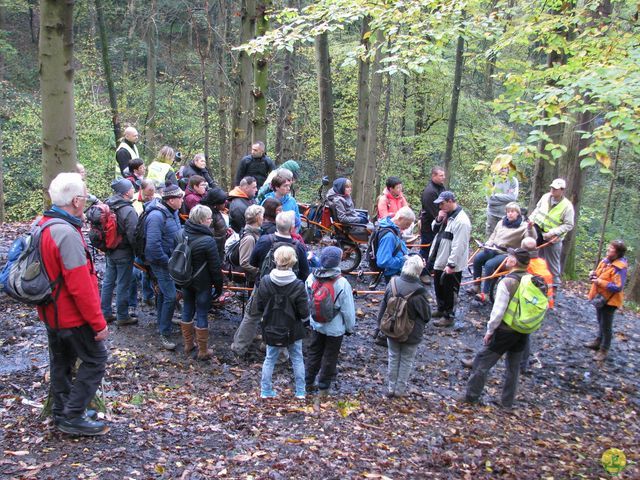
left=627, top=252, right=640, bottom=304
left=352, top=17, right=370, bottom=208
left=121, top=0, right=137, bottom=110
left=443, top=35, right=464, bottom=182
left=40, top=0, right=77, bottom=197
left=231, top=0, right=255, bottom=183
left=144, top=0, right=158, bottom=157
left=252, top=0, right=270, bottom=145
left=193, top=1, right=213, bottom=160
left=213, top=0, right=232, bottom=188
left=95, top=0, right=120, bottom=144
left=0, top=5, right=5, bottom=223
left=315, top=32, right=336, bottom=182
left=275, top=48, right=296, bottom=164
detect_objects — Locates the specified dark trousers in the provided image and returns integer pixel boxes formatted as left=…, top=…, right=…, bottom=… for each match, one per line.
left=596, top=305, right=617, bottom=350
left=47, top=324, right=108, bottom=418
left=466, top=345, right=523, bottom=408
left=305, top=330, right=344, bottom=390
left=433, top=270, right=462, bottom=317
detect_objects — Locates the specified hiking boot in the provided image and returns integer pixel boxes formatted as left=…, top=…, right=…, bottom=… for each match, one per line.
left=466, top=284, right=480, bottom=295
left=457, top=394, right=480, bottom=406
left=474, top=293, right=488, bottom=303
left=116, top=317, right=138, bottom=326
left=180, top=321, right=196, bottom=355
left=54, top=409, right=98, bottom=426
left=103, top=314, right=115, bottom=323
left=57, top=414, right=109, bottom=436
left=431, top=310, right=445, bottom=319
left=595, top=349, right=608, bottom=362
left=195, top=327, right=213, bottom=360
left=461, top=357, right=474, bottom=369
left=583, top=338, right=601, bottom=350
left=160, top=335, right=176, bottom=351
left=129, top=309, right=139, bottom=318
left=171, top=317, right=182, bottom=325
left=433, top=316, right=455, bottom=328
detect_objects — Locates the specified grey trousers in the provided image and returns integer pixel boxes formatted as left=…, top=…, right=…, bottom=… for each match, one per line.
left=539, top=240, right=562, bottom=286
left=466, top=346, right=523, bottom=408
left=231, top=294, right=261, bottom=355
left=387, top=339, right=419, bottom=396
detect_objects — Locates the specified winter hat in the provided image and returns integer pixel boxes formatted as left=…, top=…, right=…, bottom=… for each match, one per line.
left=281, top=160, right=301, bottom=179
left=332, top=178, right=348, bottom=195
left=507, top=247, right=531, bottom=266
left=201, top=187, right=228, bottom=206
left=111, top=178, right=134, bottom=195
left=161, top=184, right=184, bottom=199
left=320, top=246, right=343, bottom=269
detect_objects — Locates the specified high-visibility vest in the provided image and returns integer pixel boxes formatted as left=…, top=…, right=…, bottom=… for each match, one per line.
left=531, top=196, right=571, bottom=234
left=115, top=142, right=139, bottom=176
left=502, top=274, right=549, bottom=334
left=147, top=161, right=172, bottom=185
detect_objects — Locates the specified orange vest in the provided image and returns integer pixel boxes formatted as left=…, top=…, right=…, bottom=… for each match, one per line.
left=588, top=258, right=627, bottom=308
left=528, top=257, right=555, bottom=308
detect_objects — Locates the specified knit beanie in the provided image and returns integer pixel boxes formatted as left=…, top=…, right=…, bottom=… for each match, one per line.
left=161, top=184, right=184, bottom=199
left=320, top=246, right=343, bottom=269
left=111, top=178, right=134, bottom=195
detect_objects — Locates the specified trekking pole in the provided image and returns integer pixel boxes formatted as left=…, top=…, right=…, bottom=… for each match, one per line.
left=460, top=257, right=509, bottom=286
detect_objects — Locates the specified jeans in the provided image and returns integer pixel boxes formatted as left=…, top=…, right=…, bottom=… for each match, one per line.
left=472, top=250, right=507, bottom=294
left=261, top=340, right=305, bottom=397
left=182, top=287, right=211, bottom=328
left=100, top=254, right=134, bottom=320
left=129, top=266, right=155, bottom=308
left=149, top=264, right=177, bottom=336
left=433, top=270, right=462, bottom=317
left=231, top=294, right=261, bottom=355
left=305, top=331, right=343, bottom=390
left=466, top=345, right=523, bottom=408
left=387, top=339, right=419, bottom=396
left=47, top=324, right=108, bottom=418
left=596, top=305, right=617, bottom=350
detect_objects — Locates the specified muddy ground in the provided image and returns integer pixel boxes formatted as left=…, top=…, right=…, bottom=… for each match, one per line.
left=0, top=222, right=638, bottom=479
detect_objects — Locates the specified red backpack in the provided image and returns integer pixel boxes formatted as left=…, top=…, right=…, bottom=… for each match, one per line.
left=86, top=203, right=123, bottom=252
left=310, top=275, right=342, bottom=323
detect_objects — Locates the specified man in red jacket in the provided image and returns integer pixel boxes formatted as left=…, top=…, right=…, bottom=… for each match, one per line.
left=38, top=172, right=109, bottom=436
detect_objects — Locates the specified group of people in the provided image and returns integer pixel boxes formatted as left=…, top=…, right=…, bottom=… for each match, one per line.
left=31, top=131, right=629, bottom=436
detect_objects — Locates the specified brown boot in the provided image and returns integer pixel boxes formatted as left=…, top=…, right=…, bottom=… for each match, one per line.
left=433, top=316, right=455, bottom=328
left=180, top=322, right=196, bottom=355
left=583, top=338, right=601, bottom=350
left=195, top=327, right=213, bottom=360
left=461, top=357, right=474, bottom=368
left=594, top=348, right=608, bottom=362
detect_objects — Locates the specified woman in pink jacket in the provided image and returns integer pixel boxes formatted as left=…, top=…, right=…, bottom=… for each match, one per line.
left=377, top=176, right=409, bottom=220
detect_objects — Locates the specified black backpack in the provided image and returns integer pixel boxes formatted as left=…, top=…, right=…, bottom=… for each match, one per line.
left=168, top=232, right=207, bottom=287
left=260, top=279, right=299, bottom=347
left=259, top=235, right=300, bottom=279
left=365, top=226, right=401, bottom=272
left=133, top=209, right=152, bottom=262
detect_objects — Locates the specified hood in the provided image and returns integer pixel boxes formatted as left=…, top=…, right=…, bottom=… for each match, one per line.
left=105, top=195, right=133, bottom=208
left=608, top=257, right=628, bottom=271
left=184, top=219, right=213, bottom=237
left=228, top=186, right=249, bottom=199
left=326, top=188, right=340, bottom=202
left=378, top=216, right=400, bottom=232
left=312, top=267, right=341, bottom=280
left=383, top=187, right=404, bottom=200
left=145, top=198, right=171, bottom=218
left=201, top=187, right=228, bottom=206
left=281, top=160, right=300, bottom=178
left=185, top=186, right=200, bottom=197
left=269, top=268, right=298, bottom=286
left=264, top=191, right=291, bottom=203
left=332, top=178, right=348, bottom=195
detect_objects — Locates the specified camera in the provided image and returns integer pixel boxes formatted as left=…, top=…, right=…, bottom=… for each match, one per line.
left=174, top=151, right=182, bottom=163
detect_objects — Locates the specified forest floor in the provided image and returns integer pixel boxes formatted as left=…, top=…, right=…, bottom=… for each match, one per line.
left=0, top=221, right=638, bottom=479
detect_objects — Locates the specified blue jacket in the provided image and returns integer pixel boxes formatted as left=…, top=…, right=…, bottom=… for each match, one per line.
left=144, top=198, right=183, bottom=265
left=262, top=191, right=301, bottom=230
left=305, top=268, right=356, bottom=337
left=376, top=217, right=408, bottom=278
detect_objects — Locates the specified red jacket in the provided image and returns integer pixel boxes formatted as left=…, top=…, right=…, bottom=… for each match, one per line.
left=377, top=188, right=409, bottom=219
left=36, top=214, right=106, bottom=332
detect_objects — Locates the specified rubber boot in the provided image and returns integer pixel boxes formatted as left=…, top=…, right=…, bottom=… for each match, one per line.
left=180, top=322, right=196, bottom=355
left=195, top=327, right=213, bottom=360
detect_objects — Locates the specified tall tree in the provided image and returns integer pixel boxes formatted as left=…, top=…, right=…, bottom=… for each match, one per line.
left=95, top=0, right=120, bottom=144
left=191, top=1, right=213, bottom=160
left=315, top=32, right=336, bottom=182
left=40, top=0, right=76, bottom=194
left=212, top=0, right=232, bottom=187
left=275, top=47, right=296, bottom=163
left=144, top=0, right=158, bottom=156
left=252, top=0, right=271, bottom=144
left=121, top=0, right=137, bottom=110
left=351, top=17, right=370, bottom=207
left=443, top=34, right=464, bottom=182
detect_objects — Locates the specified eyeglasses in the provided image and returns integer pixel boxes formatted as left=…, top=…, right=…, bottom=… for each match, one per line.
left=75, top=195, right=90, bottom=200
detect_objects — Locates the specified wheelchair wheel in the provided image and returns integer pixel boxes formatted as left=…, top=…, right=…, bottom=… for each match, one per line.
left=339, top=242, right=362, bottom=273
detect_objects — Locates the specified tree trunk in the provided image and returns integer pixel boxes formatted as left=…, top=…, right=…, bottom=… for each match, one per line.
left=95, top=0, right=120, bottom=144
left=213, top=0, right=232, bottom=188
left=252, top=0, right=270, bottom=145
left=351, top=17, right=370, bottom=207
left=275, top=48, right=296, bottom=164
left=594, top=142, right=620, bottom=267
left=399, top=74, right=408, bottom=155
left=378, top=71, right=392, bottom=183
left=231, top=0, right=255, bottom=184
left=627, top=252, right=640, bottom=304
left=315, top=32, right=336, bottom=182
left=121, top=0, right=136, bottom=110
left=0, top=5, right=4, bottom=223
left=443, top=35, right=464, bottom=182
left=144, top=0, right=158, bottom=157
left=363, top=30, right=384, bottom=214
left=193, top=1, right=213, bottom=161
left=40, top=0, right=77, bottom=197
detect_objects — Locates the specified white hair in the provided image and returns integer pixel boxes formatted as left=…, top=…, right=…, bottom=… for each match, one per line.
left=395, top=206, right=416, bottom=222
left=189, top=204, right=212, bottom=225
left=48, top=172, right=85, bottom=207
left=275, top=210, right=295, bottom=234
left=245, top=205, right=264, bottom=225
left=401, top=255, right=424, bottom=278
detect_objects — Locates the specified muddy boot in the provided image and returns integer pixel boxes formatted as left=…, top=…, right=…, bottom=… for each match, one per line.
left=460, top=357, right=474, bottom=368
left=433, top=315, right=455, bottom=328
left=180, top=321, right=196, bottom=356
left=195, top=327, right=213, bottom=360
left=583, top=338, right=601, bottom=350
left=594, top=348, right=608, bottom=362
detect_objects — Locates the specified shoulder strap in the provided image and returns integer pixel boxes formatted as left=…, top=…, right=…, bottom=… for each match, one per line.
left=390, top=277, right=398, bottom=297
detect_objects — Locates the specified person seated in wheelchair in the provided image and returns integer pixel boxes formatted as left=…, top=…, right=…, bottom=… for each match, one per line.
left=326, top=178, right=370, bottom=240
left=469, top=202, right=536, bottom=304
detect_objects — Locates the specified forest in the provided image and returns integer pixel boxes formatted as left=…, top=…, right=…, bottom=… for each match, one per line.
left=0, top=0, right=639, bottom=294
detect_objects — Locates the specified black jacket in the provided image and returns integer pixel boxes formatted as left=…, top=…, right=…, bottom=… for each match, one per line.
left=183, top=220, right=224, bottom=293
left=376, top=274, right=431, bottom=345
left=235, top=154, right=276, bottom=187
left=249, top=234, right=309, bottom=283
left=105, top=195, right=138, bottom=261
left=254, top=275, right=309, bottom=343
left=181, top=161, right=217, bottom=188
left=228, top=196, right=254, bottom=233
left=420, top=181, right=445, bottom=230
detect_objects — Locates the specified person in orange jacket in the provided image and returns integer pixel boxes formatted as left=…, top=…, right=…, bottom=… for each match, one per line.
left=585, top=240, right=628, bottom=361
left=377, top=176, right=409, bottom=220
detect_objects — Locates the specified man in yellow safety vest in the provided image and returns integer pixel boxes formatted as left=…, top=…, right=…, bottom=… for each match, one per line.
left=115, top=127, right=140, bottom=177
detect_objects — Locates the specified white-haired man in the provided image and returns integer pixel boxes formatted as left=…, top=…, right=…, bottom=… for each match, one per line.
left=39, top=172, right=109, bottom=436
